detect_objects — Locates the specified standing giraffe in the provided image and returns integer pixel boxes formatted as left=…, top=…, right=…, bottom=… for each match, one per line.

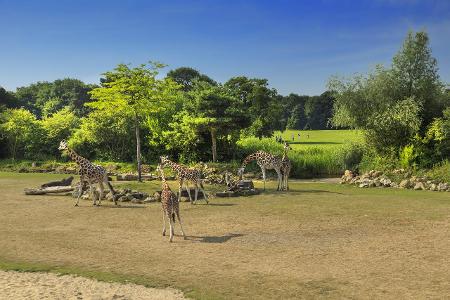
left=159, top=156, right=209, bottom=204
left=281, top=142, right=292, bottom=191
left=238, top=151, right=283, bottom=191
left=58, top=140, right=117, bottom=206
left=156, top=164, right=186, bottom=242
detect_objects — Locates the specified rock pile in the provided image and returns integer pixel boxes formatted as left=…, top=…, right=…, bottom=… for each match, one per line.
left=216, top=180, right=259, bottom=197
left=72, top=186, right=157, bottom=204
left=341, top=169, right=450, bottom=192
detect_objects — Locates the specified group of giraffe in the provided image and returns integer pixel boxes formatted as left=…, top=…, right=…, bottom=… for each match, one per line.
left=58, top=139, right=292, bottom=242
left=238, top=142, right=292, bottom=191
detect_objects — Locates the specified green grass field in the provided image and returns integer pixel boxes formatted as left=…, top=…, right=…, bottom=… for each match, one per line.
left=1, top=172, right=450, bottom=299
left=274, top=129, right=363, bottom=150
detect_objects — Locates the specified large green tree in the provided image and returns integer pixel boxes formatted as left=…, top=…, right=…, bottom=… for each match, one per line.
left=14, top=79, right=96, bottom=118
left=166, top=67, right=216, bottom=92
left=186, top=82, right=249, bottom=162
left=329, top=30, right=446, bottom=152
left=225, top=76, right=283, bottom=137
left=88, top=62, right=180, bottom=180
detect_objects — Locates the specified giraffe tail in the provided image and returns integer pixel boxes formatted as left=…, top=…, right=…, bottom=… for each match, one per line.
left=172, top=212, right=176, bottom=223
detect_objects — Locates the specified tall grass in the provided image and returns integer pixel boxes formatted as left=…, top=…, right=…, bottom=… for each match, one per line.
left=237, top=137, right=363, bottom=178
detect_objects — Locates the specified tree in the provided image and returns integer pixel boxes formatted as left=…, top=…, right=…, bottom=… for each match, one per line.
left=185, top=82, right=249, bottom=162
left=0, top=108, right=43, bottom=160
left=14, top=79, right=96, bottom=118
left=328, top=30, right=446, bottom=153
left=88, top=62, right=181, bottom=181
left=166, top=67, right=216, bottom=91
left=0, top=87, right=18, bottom=111
left=225, top=76, right=283, bottom=138
left=392, top=31, right=445, bottom=129
left=41, top=107, right=80, bottom=156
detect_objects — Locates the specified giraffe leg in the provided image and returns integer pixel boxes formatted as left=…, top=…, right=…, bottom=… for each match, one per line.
left=261, top=167, right=266, bottom=191
left=169, top=213, right=174, bottom=242
left=162, top=210, right=166, bottom=236
left=90, top=184, right=97, bottom=206
left=194, top=183, right=198, bottom=204
left=176, top=209, right=186, bottom=239
left=98, top=182, right=104, bottom=206
left=75, top=181, right=84, bottom=206
left=275, top=168, right=282, bottom=191
left=185, top=182, right=193, bottom=204
left=198, top=180, right=209, bottom=204
left=178, top=179, right=183, bottom=203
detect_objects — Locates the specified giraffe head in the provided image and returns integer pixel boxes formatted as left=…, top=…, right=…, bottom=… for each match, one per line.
left=159, top=155, right=169, bottom=166
left=156, top=164, right=163, bottom=175
left=283, top=142, right=292, bottom=151
left=58, top=140, right=69, bottom=151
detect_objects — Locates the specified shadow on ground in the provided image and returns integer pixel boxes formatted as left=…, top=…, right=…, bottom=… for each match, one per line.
left=187, top=233, right=244, bottom=243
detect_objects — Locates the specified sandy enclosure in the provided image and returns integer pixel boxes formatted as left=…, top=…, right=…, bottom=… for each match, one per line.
left=0, top=270, right=185, bottom=300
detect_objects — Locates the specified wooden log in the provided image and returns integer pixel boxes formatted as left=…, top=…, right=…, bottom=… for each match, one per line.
left=24, top=186, right=74, bottom=195
left=41, top=176, right=74, bottom=188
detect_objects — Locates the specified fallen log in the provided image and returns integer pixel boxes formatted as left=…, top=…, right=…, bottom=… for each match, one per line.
left=24, top=186, right=74, bottom=195
left=41, top=176, right=74, bottom=188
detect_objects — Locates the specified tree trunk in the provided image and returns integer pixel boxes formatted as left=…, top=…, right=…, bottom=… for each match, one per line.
left=135, top=117, right=142, bottom=182
left=211, top=127, right=217, bottom=162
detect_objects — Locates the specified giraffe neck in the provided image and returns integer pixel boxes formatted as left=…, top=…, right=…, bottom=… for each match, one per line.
left=159, top=170, right=169, bottom=190
left=163, top=159, right=183, bottom=173
left=241, top=152, right=260, bottom=169
left=66, top=148, right=89, bottom=166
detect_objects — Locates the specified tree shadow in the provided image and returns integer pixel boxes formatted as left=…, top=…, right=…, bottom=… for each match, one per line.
left=205, top=203, right=236, bottom=207
left=186, top=233, right=244, bottom=243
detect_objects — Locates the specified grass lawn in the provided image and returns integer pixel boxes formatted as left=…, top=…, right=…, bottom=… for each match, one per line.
left=1, top=172, right=449, bottom=299
left=275, top=129, right=363, bottom=150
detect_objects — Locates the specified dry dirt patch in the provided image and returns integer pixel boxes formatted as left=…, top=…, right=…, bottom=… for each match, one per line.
left=0, top=270, right=185, bottom=300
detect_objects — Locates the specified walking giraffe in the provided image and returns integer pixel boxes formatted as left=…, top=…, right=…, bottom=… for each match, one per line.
left=238, top=151, right=284, bottom=191
left=156, top=164, right=186, bottom=242
left=281, top=142, right=292, bottom=191
left=58, top=140, right=117, bottom=206
left=159, top=156, right=209, bottom=204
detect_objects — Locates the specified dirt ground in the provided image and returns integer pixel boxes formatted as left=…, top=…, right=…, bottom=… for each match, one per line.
left=0, top=172, right=449, bottom=299
left=0, top=270, right=185, bottom=300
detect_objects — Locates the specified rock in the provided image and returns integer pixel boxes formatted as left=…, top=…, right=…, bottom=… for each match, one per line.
left=116, top=174, right=139, bottom=181
left=380, top=177, right=392, bottom=187
left=153, top=192, right=161, bottom=202
left=131, top=199, right=143, bottom=204
left=429, top=184, right=438, bottom=191
left=374, top=179, right=382, bottom=187
left=414, top=182, right=425, bottom=190
left=399, top=179, right=411, bottom=189
left=237, top=180, right=254, bottom=190
left=372, top=171, right=383, bottom=178
left=359, top=182, right=370, bottom=188
left=118, top=195, right=130, bottom=202
left=216, top=191, right=239, bottom=197
left=438, top=183, right=449, bottom=192
left=143, top=197, right=156, bottom=203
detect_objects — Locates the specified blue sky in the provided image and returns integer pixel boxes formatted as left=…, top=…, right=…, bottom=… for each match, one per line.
left=1, top=0, right=449, bottom=95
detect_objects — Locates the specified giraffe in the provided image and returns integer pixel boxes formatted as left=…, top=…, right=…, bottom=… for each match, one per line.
left=238, top=151, right=283, bottom=191
left=159, top=156, right=209, bottom=204
left=156, top=164, right=186, bottom=242
left=58, top=140, right=117, bottom=206
left=280, top=142, right=292, bottom=191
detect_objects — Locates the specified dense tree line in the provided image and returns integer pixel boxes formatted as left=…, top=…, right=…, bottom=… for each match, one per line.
left=0, top=66, right=335, bottom=167
left=1, top=30, right=448, bottom=173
